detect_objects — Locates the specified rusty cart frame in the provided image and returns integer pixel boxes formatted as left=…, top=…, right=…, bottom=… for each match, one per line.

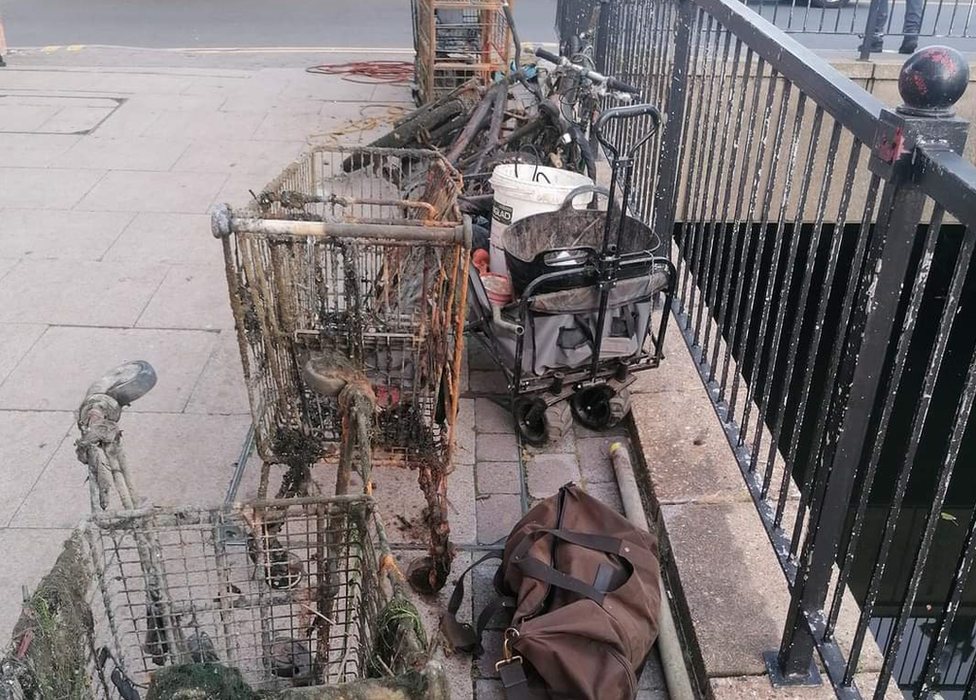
left=211, top=145, right=471, bottom=594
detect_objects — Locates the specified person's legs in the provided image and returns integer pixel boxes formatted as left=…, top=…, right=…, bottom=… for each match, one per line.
left=861, top=0, right=888, bottom=52
left=900, top=0, right=923, bottom=52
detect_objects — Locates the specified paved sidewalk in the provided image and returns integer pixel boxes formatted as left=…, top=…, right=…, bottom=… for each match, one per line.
left=0, top=51, right=407, bottom=633
left=0, top=50, right=669, bottom=700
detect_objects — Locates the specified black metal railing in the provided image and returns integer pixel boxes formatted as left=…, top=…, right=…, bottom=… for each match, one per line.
left=558, top=0, right=976, bottom=59
left=558, top=1, right=976, bottom=699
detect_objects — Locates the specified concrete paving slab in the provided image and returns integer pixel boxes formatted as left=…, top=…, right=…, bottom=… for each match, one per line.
left=171, top=138, right=306, bottom=175
left=662, top=502, right=786, bottom=677
left=136, top=262, right=235, bottom=330
left=0, top=323, right=46, bottom=384
left=455, top=397, right=475, bottom=466
left=640, top=648, right=668, bottom=690
left=0, top=133, right=81, bottom=167
left=127, top=93, right=229, bottom=113
left=525, top=453, right=580, bottom=500
left=0, top=258, right=167, bottom=326
left=58, top=135, right=190, bottom=171
left=0, top=209, right=133, bottom=259
left=450, top=462, right=478, bottom=546
left=11, top=412, right=251, bottom=528
left=474, top=397, right=513, bottom=435
left=0, top=103, right=62, bottom=131
left=477, top=494, right=522, bottom=545
left=0, top=326, right=217, bottom=412
left=576, top=435, right=627, bottom=484
left=476, top=679, right=506, bottom=700
left=469, top=370, right=507, bottom=394
left=632, top=388, right=747, bottom=504
left=142, top=110, right=265, bottom=141
left=476, top=433, right=518, bottom=463
left=475, top=461, right=521, bottom=496
left=212, top=171, right=280, bottom=208
left=87, top=102, right=163, bottom=138
left=76, top=170, right=228, bottom=214
left=0, top=259, right=16, bottom=281
left=104, top=212, right=219, bottom=265
left=184, top=330, right=249, bottom=415
left=0, top=528, right=73, bottom=641
left=523, top=429, right=575, bottom=456
left=0, top=411, right=74, bottom=526
left=0, top=167, right=104, bottom=209
left=37, top=105, right=115, bottom=134
left=582, top=480, right=624, bottom=513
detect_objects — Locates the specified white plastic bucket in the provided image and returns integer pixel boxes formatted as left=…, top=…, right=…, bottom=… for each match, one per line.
left=489, top=164, right=595, bottom=277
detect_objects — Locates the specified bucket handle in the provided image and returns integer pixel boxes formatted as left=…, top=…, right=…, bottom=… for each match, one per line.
left=560, top=185, right=610, bottom=212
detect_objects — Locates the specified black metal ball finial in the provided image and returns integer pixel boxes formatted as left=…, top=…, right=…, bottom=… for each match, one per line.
left=898, top=45, right=970, bottom=116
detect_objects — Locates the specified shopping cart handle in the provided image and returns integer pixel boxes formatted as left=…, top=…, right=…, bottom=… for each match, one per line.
left=83, top=361, right=157, bottom=407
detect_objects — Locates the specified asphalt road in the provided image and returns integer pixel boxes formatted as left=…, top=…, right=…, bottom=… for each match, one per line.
left=0, top=0, right=558, bottom=48
left=0, top=0, right=970, bottom=58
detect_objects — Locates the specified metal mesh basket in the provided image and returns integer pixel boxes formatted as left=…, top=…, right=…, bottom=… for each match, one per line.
left=214, top=146, right=469, bottom=478
left=3, top=496, right=437, bottom=699
left=413, top=0, right=513, bottom=103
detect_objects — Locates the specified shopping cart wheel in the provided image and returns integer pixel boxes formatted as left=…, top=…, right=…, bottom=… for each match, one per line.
left=571, top=386, right=631, bottom=431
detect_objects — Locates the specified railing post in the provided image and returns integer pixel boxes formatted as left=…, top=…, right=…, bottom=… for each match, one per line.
left=773, top=47, right=971, bottom=691
left=859, top=0, right=885, bottom=60
left=652, top=0, right=695, bottom=251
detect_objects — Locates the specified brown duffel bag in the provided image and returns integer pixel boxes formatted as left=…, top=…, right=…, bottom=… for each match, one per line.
left=442, top=482, right=661, bottom=700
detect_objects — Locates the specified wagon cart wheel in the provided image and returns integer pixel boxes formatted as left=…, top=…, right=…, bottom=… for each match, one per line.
left=513, top=396, right=573, bottom=446
left=571, top=386, right=632, bottom=431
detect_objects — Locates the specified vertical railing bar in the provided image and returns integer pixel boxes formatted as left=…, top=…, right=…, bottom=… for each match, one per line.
left=736, top=80, right=798, bottom=453
left=636, top=0, right=662, bottom=220
left=962, top=0, right=975, bottom=37
left=709, top=41, right=751, bottom=384
left=693, top=29, right=735, bottom=349
left=701, top=34, right=743, bottom=361
left=678, top=13, right=714, bottom=318
left=777, top=163, right=921, bottom=680
left=686, top=23, right=728, bottom=347
left=634, top=0, right=658, bottom=221
left=726, top=68, right=792, bottom=426
left=841, top=207, right=949, bottom=685
left=871, top=225, right=976, bottom=700
left=747, top=89, right=809, bottom=494
left=675, top=9, right=708, bottom=309
left=718, top=52, right=766, bottom=404
left=918, top=502, right=976, bottom=700
left=808, top=173, right=880, bottom=639
left=652, top=0, right=696, bottom=262
left=766, top=136, right=861, bottom=506
left=651, top=0, right=679, bottom=221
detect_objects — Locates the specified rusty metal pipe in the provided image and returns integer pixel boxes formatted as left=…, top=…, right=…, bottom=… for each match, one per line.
left=211, top=205, right=470, bottom=246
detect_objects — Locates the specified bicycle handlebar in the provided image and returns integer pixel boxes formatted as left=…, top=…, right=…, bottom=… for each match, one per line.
left=83, top=360, right=158, bottom=407
left=533, top=47, right=641, bottom=95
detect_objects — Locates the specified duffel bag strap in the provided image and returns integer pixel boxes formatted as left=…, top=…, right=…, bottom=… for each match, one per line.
left=510, top=528, right=648, bottom=606
left=441, top=550, right=515, bottom=655
left=496, top=629, right=542, bottom=700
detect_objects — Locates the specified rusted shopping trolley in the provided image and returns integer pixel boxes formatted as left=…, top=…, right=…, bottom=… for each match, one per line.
left=1, top=362, right=447, bottom=700
left=211, top=146, right=470, bottom=594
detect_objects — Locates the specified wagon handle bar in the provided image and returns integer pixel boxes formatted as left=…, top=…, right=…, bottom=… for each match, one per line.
left=593, top=103, right=663, bottom=161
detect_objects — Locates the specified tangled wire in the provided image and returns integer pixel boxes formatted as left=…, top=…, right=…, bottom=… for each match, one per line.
left=306, top=61, right=415, bottom=84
